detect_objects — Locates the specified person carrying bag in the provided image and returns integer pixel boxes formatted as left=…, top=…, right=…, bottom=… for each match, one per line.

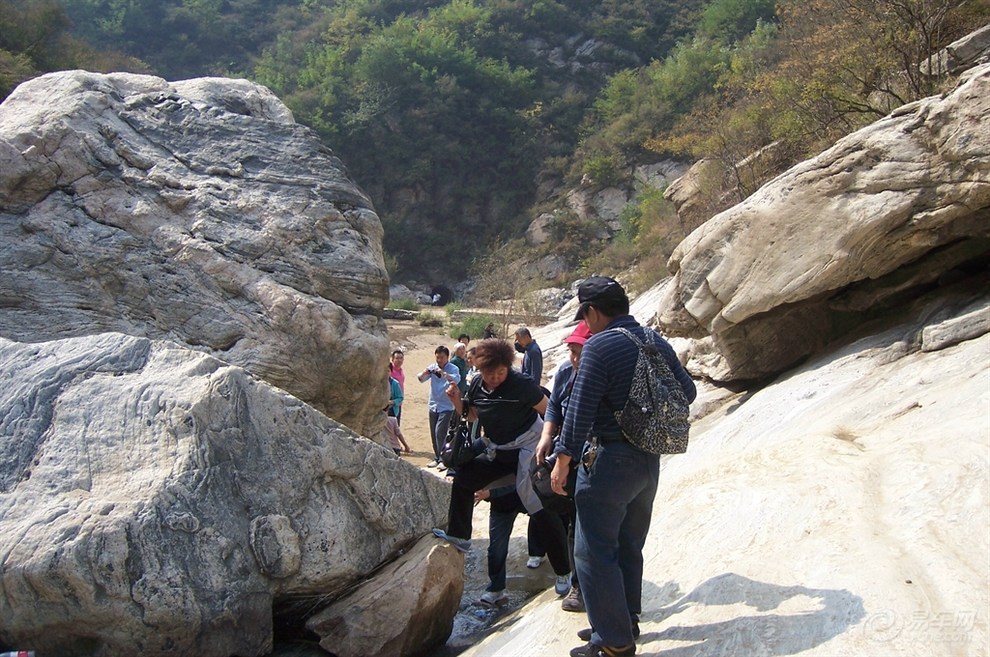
left=431, top=338, right=572, bottom=598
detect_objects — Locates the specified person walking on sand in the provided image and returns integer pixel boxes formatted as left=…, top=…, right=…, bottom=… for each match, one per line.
left=389, top=350, right=406, bottom=423
left=382, top=415, right=411, bottom=455
left=514, top=326, right=543, bottom=384
left=451, top=342, right=470, bottom=395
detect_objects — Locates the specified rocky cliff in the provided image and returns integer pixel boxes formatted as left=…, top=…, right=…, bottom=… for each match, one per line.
left=0, top=71, right=466, bottom=657
left=0, top=70, right=389, bottom=435
left=658, top=63, right=990, bottom=383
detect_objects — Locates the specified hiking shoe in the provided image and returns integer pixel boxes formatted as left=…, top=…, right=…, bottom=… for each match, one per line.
left=555, top=572, right=572, bottom=595
left=562, top=585, right=585, bottom=612
left=431, top=528, right=470, bottom=552
left=526, top=556, right=543, bottom=569
left=426, top=460, right=439, bottom=468
left=578, top=621, right=639, bottom=642
left=479, top=589, right=508, bottom=605
left=568, top=642, right=635, bottom=657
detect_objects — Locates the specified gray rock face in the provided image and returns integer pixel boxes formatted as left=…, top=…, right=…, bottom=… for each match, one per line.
left=659, top=63, right=990, bottom=381
left=0, top=70, right=389, bottom=434
left=923, top=22, right=990, bottom=76
left=0, top=332, right=450, bottom=657
left=308, top=536, right=465, bottom=657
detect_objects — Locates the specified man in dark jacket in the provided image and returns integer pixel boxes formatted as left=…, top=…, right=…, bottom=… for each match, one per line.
left=514, top=326, right=543, bottom=384
left=551, top=276, right=697, bottom=657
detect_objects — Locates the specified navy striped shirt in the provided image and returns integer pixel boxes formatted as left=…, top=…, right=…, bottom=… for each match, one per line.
left=554, top=315, right=697, bottom=459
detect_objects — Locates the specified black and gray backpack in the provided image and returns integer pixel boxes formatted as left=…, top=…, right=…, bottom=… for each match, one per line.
left=611, top=327, right=691, bottom=455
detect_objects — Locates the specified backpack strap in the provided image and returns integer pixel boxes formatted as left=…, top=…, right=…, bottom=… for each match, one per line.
left=612, top=325, right=668, bottom=349
left=610, top=326, right=648, bottom=348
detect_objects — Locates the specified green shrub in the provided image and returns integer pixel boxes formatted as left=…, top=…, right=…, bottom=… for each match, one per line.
left=449, top=314, right=498, bottom=339
left=583, top=152, right=623, bottom=187
left=417, top=311, right=444, bottom=327
left=387, top=298, right=420, bottom=311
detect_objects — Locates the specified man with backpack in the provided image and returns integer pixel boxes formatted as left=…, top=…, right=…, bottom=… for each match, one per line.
left=550, top=276, right=697, bottom=657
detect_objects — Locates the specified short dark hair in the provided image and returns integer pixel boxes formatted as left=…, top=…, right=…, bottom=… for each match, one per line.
left=472, top=338, right=514, bottom=371
left=435, top=345, right=450, bottom=356
left=590, top=296, right=629, bottom=318
left=458, top=333, right=470, bottom=341
left=391, top=349, right=404, bottom=358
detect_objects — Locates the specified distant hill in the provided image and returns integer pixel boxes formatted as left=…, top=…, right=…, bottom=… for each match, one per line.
left=7, top=0, right=987, bottom=290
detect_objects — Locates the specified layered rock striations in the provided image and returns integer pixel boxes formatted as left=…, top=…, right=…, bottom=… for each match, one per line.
left=0, top=70, right=388, bottom=434
left=0, top=332, right=451, bottom=657
left=659, top=63, right=990, bottom=381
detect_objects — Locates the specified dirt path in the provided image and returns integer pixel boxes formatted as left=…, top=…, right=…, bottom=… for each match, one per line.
left=387, top=321, right=457, bottom=467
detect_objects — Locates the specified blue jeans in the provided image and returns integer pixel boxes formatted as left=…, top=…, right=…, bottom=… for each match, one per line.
left=429, top=409, right=454, bottom=459
left=574, top=440, right=659, bottom=648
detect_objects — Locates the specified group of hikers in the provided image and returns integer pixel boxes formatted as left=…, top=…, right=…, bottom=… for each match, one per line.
left=387, top=276, right=697, bottom=657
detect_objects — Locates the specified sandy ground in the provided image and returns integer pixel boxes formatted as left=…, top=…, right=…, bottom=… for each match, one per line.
left=387, top=322, right=460, bottom=466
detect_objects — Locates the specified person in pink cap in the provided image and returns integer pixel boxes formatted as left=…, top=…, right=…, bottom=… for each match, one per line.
left=534, top=320, right=593, bottom=611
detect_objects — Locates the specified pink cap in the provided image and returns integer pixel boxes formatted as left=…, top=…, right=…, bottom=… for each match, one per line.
left=564, top=321, right=591, bottom=346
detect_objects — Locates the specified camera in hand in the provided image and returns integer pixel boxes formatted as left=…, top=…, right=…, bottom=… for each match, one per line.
left=433, top=368, right=443, bottom=377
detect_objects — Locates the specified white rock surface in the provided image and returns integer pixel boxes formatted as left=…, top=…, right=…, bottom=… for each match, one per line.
left=0, top=333, right=450, bottom=657
left=0, top=70, right=389, bottom=435
left=659, top=64, right=990, bottom=382
left=472, top=298, right=989, bottom=657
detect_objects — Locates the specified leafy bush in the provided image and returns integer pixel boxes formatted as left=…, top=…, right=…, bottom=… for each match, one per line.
left=583, top=152, right=624, bottom=187
left=696, top=0, right=778, bottom=43
left=387, top=298, right=420, bottom=311
left=449, top=314, right=498, bottom=339
left=416, top=311, right=444, bottom=327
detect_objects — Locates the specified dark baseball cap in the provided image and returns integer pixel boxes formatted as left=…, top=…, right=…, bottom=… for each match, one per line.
left=574, top=276, right=628, bottom=320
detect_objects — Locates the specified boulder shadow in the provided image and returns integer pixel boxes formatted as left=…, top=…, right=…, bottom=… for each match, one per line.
left=641, top=573, right=865, bottom=657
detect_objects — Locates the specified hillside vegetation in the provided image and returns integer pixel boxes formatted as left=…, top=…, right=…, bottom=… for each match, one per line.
left=3, top=0, right=987, bottom=288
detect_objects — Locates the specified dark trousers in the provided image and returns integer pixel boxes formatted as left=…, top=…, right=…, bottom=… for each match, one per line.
left=448, top=452, right=570, bottom=576
left=527, top=516, right=543, bottom=557
left=487, top=492, right=525, bottom=591
left=575, top=440, right=658, bottom=647
left=563, top=505, right=579, bottom=587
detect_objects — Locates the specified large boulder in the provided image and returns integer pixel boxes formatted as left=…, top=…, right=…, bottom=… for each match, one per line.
left=307, top=536, right=465, bottom=657
left=659, top=63, right=990, bottom=381
left=0, top=70, right=388, bottom=435
left=0, top=332, right=451, bottom=657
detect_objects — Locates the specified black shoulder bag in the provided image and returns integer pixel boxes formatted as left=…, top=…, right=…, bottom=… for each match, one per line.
left=440, top=407, right=480, bottom=468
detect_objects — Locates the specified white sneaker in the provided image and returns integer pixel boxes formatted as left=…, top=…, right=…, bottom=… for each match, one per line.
left=526, top=556, right=543, bottom=569
left=479, top=589, right=508, bottom=605
left=555, top=572, right=571, bottom=595
left=426, top=460, right=439, bottom=468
